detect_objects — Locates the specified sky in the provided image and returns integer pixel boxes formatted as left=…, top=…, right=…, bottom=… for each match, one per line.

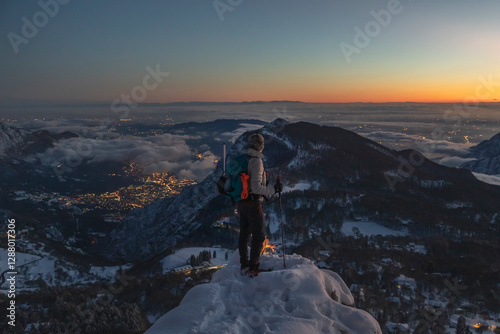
left=1, top=0, right=500, bottom=104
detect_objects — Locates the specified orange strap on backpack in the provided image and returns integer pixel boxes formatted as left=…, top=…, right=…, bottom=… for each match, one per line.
left=240, top=172, right=249, bottom=199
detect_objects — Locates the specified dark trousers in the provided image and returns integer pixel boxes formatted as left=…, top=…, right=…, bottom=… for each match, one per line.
left=237, top=200, right=265, bottom=270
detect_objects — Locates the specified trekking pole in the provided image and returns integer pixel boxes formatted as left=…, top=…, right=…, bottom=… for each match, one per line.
left=223, top=142, right=226, bottom=174
left=278, top=176, right=286, bottom=269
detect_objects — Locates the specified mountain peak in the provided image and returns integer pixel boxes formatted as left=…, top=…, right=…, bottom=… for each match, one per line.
left=266, top=118, right=289, bottom=130
left=460, top=131, right=500, bottom=175
left=0, top=122, right=30, bottom=156
left=472, top=132, right=500, bottom=155
left=146, top=253, right=381, bottom=334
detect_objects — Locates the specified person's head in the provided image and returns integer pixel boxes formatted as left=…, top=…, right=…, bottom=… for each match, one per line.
left=248, top=133, right=264, bottom=152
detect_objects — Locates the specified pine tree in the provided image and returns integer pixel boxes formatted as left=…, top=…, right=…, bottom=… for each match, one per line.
left=456, top=316, right=471, bottom=334
left=213, top=250, right=217, bottom=258
left=225, top=252, right=228, bottom=260
left=190, top=254, right=197, bottom=266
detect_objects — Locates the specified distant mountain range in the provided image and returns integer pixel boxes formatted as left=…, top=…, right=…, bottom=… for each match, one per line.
left=0, top=122, right=78, bottom=157
left=0, top=100, right=304, bottom=108
left=1, top=119, right=498, bottom=264
left=104, top=119, right=500, bottom=263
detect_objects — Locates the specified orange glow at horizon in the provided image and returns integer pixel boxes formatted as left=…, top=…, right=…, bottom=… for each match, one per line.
left=150, top=80, right=498, bottom=104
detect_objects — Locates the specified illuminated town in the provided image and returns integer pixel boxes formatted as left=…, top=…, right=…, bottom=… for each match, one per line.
left=65, top=163, right=197, bottom=219
left=11, top=163, right=198, bottom=223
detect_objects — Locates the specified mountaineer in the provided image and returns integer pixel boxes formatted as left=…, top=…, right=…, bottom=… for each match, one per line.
left=238, top=133, right=282, bottom=274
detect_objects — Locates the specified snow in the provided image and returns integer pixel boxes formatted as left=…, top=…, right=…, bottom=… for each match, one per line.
left=386, top=322, right=410, bottom=333
left=146, top=253, right=381, bottom=334
left=395, top=275, right=417, bottom=291
left=21, top=256, right=56, bottom=276
left=89, top=264, right=133, bottom=280
left=472, top=172, right=500, bottom=186
left=342, top=221, right=407, bottom=237
left=283, top=181, right=311, bottom=193
left=160, top=247, right=235, bottom=274
left=0, top=247, right=56, bottom=279
left=445, top=201, right=474, bottom=209
left=311, top=143, right=335, bottom=151
left=367, top=143, right=396, bottom=159
left=418, top=179, right=450, bottom=188
left=0, top=248, right=137, bottom=291
left=0, top=248, right=59, bottom=292
left=287, top=148, right=321, bottom=170
left=0, top=248, right=41, bottom=266
left=407, top=244, right=427, bottom=254
left=0, top=123, right=29, bottom=156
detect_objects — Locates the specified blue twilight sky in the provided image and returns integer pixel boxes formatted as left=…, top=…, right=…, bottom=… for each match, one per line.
left=1, top=0, right=500, bottom=104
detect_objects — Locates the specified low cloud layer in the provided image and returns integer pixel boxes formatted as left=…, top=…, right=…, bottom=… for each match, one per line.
left=34, top=133, right=216, bottom=181
left=219, top=123, right=265, bottom=143
left=363, top=131, right=472, bottom=156
left=11, top=118, right=120, bottom=140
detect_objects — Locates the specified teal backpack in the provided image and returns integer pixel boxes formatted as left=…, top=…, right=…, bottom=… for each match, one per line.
left=217, top=143, right=253, bottom=203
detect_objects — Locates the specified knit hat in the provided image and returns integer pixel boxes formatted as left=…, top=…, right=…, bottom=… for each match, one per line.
left=248, top=134, right=264, bottom=152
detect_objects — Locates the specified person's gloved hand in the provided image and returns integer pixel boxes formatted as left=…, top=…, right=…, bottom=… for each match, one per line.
left=274, top=176, right=283, bottom=194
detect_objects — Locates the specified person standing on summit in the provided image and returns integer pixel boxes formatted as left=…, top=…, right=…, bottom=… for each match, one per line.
left=239, top=134, right=282, bottom=274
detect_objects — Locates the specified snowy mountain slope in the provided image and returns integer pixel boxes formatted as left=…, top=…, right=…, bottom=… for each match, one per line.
left=104, top=170, right=220, bottom=261
left=160, top=247, right=235, bottom=273
left=145, top=253, right=381, bottom=334
left=0, top=122, right=78, bottom=159
left=460, top=132, right=500, bottom=175
left=104, top=119, right=500, bottom=263
left=103, top=120, right=286, bottom=262
left=0, top=123, right=30, bottom=156
left=0, top=247, right=133, bottom=291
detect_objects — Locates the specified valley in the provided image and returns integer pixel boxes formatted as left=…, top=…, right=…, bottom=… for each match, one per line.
left=0, top=117, right=499, bottom=333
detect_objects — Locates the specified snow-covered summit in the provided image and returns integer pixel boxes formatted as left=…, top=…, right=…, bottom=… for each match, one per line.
left=266, top=118, right=289, bottom=130
left=461, top=132, right=500, bottom=175
left=0, top=122, right=30, bottom=156
left=146, top=253, right=381, bottom=334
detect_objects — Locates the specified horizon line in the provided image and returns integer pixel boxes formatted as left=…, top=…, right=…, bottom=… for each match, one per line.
left=1, top=99, right=499, bottom=108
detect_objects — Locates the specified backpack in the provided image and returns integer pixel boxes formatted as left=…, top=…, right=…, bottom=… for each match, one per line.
left=216, top=143, right=253, bottom=203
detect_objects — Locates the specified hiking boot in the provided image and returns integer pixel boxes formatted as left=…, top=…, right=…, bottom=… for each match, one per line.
left=249, top=262, right=259, bottom=272
left=240, top=266, right=249, bottom=276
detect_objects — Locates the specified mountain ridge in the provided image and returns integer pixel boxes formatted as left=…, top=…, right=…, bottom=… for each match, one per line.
left=103, top=120, right=500, bottom=263
left=460, top=132, right=500, bottom=175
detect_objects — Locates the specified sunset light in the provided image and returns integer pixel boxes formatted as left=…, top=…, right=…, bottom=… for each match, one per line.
left=1, top=1, right=499, bottom=105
